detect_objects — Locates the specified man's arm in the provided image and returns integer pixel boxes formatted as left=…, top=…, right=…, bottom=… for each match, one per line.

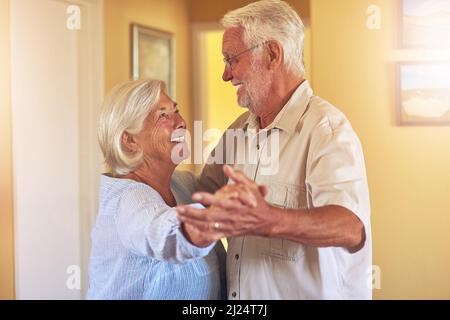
left=195, top=162, right=228, bottom=194
left=177, top=166, right=366, bottom=252
left=195, top=111, right=252, bottom=193
left=264, top=205, right=366, bottom=252
left=178, top=199, right=365, bottom=252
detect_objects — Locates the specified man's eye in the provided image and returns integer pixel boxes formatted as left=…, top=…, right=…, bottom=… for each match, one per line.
left=159, top=112, right=169, bottom=119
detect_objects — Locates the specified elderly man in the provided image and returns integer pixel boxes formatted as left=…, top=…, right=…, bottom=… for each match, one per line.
left=177, top=0, right=372, bottom=300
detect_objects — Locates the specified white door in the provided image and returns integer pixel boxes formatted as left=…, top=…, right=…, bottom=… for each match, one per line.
left=10, top=0, right=103, bottom=299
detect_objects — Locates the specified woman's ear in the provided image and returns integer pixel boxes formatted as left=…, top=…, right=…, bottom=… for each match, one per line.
left=266, top=40, right=283, bottom=70
left=121, top=131, right=138, bottom=152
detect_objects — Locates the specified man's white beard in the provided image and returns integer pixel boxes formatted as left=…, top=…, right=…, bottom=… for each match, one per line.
left=237, top=61, right=272, bottom=114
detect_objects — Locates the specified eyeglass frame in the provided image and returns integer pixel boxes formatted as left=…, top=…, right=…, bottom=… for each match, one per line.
left=223, top=43, right=264, bottom=70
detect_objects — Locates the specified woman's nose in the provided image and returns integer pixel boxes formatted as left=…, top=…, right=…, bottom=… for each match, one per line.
left=175, top=113, right=186, bottom=129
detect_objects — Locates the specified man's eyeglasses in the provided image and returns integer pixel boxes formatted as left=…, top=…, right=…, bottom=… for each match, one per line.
left=223, top=43, right=263, bottom=70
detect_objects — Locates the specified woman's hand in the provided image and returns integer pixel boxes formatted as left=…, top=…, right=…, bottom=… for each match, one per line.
left=181, top=221, right=221, bottom=247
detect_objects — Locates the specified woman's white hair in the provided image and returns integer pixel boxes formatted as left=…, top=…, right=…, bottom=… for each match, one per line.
left=98, top=79, right=165, bottom=176
left=221, top=0, right=306, bottom=76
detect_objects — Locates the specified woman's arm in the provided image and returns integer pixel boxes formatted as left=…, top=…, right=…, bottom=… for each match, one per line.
left=115, top=185, right=215, bottom=263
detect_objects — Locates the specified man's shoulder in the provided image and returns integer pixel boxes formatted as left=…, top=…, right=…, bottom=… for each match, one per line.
left=227, top=111, right=251, bottom=129
left=303, top=95, right=351, bottom=131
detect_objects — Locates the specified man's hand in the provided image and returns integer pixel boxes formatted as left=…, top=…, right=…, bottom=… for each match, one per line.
left=176, top=165, right=278, bottom=238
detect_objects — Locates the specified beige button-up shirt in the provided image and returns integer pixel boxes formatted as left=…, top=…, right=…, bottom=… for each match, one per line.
left=197, top=80, right=372, bottom=300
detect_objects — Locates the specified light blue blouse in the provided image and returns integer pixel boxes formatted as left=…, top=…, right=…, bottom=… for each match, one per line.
left=86, top=171, right=225, bottom=300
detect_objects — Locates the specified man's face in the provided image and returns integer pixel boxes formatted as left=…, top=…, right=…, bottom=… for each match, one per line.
left=222, top=27, right=272, bottom=114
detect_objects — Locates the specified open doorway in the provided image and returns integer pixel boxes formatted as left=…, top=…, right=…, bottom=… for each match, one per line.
left=191, top=23, right=246, bottom=174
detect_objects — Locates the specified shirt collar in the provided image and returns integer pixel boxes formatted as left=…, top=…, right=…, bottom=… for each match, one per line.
left=244, top=80, right=313, bottom=133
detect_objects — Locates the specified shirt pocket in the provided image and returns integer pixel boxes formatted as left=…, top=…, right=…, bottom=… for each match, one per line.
left=264, top=182, right=306, bottom=262
left=267, top=181, right=307, bottom=209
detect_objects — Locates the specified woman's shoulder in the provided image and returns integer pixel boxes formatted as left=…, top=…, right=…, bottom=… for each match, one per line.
left=100, top=174, right=164, bottom=211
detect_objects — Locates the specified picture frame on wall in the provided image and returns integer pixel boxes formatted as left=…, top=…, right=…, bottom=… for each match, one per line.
left=131, top=23, right=175, bottom=97
left=397, top=62, right=450, bottom=125
left=400, top=0, right=450, bottom=48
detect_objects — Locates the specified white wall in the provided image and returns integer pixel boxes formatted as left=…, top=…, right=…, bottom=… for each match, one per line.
left=10, top=0, right=103, bottom=299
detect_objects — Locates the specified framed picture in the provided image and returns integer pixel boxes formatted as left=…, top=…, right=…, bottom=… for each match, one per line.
left=131, top=24, right=175, bottom=97
left=397, top=62, right=450, bottom=125
left=400, top=0, right=450, bottom=48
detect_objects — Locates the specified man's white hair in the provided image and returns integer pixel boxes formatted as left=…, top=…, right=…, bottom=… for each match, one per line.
left=221, top=0, right=306, bottom=76
left=98, top=79, right=165, bottom=176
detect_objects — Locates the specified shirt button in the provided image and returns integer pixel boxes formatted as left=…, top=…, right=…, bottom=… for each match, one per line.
left=231, top=292, right=237, bottom=298
left=235, top=254, right=239, bottom=260
left=256, top=144, right=260, bottom=150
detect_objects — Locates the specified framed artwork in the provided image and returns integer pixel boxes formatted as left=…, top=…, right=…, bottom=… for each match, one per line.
left=131, top=23, right=175, bottom=97
left=397, top=62, right=450, bottom=125
left=400, top=0, right=450, bottom=48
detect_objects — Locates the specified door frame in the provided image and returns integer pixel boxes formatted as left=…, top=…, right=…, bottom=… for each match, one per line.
left=71, top=0, right=104, bottom=297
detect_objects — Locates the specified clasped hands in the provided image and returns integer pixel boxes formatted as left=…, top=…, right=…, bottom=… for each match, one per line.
left=177, top=165, right=280, bottom=244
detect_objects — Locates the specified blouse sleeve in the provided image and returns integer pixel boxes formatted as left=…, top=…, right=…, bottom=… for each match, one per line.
left=114, top=185, right=214, bottom=263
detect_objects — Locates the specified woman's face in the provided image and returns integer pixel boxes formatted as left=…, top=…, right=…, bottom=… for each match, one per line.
left=135, top=91, right=188, bottom=165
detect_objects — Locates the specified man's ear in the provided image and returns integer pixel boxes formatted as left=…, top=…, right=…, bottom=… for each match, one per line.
left=121, top=131, right=139, bottom=152
left=266, top=40, right=283, bottom=70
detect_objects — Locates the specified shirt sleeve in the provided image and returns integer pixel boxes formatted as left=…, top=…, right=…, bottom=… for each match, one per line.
left=171, top=170, right=196, bottom=205
left=195, top=132, right=230, bottom=193
left=305, top=116, right=371, bottom=230
left=115, top=185, right=215, bottom=263
left=195, top=113, right=251, bottom=193
left=196, top=162, right=227, bottom=193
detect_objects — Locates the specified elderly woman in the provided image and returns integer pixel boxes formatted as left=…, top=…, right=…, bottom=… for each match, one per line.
left=87, top=79, right=225, bottom=300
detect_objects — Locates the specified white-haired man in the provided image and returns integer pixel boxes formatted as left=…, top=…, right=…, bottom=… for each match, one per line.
left=177, top=0, right=372, bottom=300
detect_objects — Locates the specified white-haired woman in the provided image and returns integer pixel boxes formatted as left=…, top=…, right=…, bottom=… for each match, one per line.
left=87, top=79, right=225, bottom=300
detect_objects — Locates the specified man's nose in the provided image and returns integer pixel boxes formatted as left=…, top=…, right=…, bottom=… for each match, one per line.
left=222, top=65, right=232, bottom=82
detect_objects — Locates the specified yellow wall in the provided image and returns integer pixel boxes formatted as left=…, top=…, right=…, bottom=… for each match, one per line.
left=311, top=0, right=450, bottom=299
left=104, top=0, right=192, bottom=170
left=0, top=0, right=15, bottom=300
left=303, top=27, right=312, bottom=82
left=104, top=0, right=192, bottom=122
